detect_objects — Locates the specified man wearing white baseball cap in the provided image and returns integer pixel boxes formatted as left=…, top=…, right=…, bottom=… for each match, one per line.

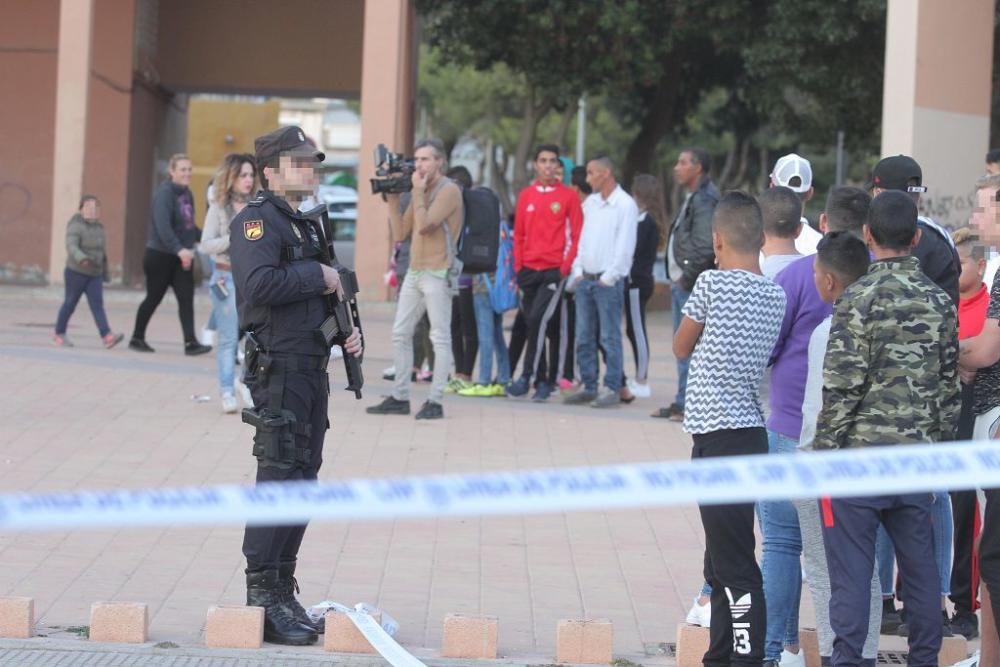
left=770, top=153, right=823, bottom=256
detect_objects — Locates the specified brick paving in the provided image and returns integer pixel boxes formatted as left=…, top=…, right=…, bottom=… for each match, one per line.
left=0, top=284, right=824, bottom=665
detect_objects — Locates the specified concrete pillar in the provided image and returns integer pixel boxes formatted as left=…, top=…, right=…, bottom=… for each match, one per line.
left=354, top=0, right=416, bottom=300
left=881, top=0, right=996, bottom=228
left=48, top=0, right=95, bottom=284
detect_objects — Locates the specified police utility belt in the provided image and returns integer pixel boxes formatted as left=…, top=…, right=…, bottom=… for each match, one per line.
left=240, top=334, right=327, bottom=470
left=241, top=223, right=330, bottom=471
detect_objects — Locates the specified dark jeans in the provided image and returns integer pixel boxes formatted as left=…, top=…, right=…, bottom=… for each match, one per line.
left=979, top=488, right=1000, bottom=640
left=575, top=278, right=624, bottom=393
left=55, top=267, right=111, bottom=337
left=951, top=382, right=980, bottom=615
left=694, top=427, right=768, bottom=667
left=450, top=285, right=477, bottom=377
left=824, top=493, right=941, bottom=667
left=132, top=248, right=196, bottom=343
left=516, top=267, right=564, bottom=385
left=242, top=361, right=328, bottom=571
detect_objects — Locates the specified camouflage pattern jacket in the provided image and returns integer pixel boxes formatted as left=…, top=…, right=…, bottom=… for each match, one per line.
left=813, top=256, right=960, bottom=450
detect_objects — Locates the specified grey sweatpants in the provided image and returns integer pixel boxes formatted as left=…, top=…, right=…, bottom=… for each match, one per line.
left=795, top=498, right=881, bottom=659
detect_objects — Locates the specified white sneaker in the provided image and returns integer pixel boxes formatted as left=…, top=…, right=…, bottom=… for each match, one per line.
left=221, top=394, right=238, bottom=414
left=627, top=379, right=652, bottom=398
left=685, top=596, right=711, bottom=627
left=199, top=327, right=217, bottom=346
left=234, top=380, right=253, bottom=408
left=330, top=346, right=344, bottom=359
left=781, top=649, right=805, bottom=667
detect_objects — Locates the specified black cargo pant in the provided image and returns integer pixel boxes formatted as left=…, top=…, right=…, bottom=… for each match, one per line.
left=693, top=427, right=767, bottom=667
left=824, top=493, right=940, bottom=667
left=515, top=267, right=564, bottom=385
left=242, top=353, right=329, bottom=572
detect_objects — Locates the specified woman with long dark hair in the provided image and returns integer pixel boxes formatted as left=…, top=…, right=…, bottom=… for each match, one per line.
left=129, top=153, right=212, bottom=355
left=199, top=153, right=257, bottom=412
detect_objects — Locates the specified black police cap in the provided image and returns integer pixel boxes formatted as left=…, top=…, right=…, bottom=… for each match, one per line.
left=254, top=126, right=325, bottom=168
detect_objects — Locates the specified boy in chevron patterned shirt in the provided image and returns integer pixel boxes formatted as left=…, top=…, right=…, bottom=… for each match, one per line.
left=673, top=191, right=786, bottom=667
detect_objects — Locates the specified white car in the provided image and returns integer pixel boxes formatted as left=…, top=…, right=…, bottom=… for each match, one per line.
left=317, top=185, right=357, bottom=269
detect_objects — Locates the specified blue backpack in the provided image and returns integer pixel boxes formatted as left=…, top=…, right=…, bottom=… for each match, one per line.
left=484, top=221, right=518, bottom=314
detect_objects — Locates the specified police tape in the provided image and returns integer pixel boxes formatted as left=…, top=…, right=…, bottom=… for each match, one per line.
left=2, top=439, right=999, bottom=532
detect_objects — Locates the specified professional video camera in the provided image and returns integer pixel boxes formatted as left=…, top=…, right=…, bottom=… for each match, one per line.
left=370, top=143, right=415, bottom=195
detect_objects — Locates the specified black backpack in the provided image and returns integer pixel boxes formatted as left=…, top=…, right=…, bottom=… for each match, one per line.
left=458, top=187, right=501, bottom=273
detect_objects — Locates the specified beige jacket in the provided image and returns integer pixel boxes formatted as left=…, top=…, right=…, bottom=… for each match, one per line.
left=199, top=202, right=233, bottom=264
left=388, top=178, right=463, bottom=271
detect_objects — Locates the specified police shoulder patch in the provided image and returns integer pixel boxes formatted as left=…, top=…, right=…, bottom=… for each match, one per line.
left=244, top=219, right=264, bottom=241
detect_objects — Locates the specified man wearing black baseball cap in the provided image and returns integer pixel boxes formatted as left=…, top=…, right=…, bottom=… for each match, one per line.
left=868, top=154, right=960, bottom=305
left=229, top=126, right=362, bottom=645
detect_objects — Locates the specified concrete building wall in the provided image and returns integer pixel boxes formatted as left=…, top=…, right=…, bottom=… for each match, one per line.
left=882, top=0, right=997, bottom=228
left=0, top=0, right=59, bottom=283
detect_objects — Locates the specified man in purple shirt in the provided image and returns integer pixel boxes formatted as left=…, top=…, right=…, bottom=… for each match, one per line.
left=758, top=186, right=873, bottom=667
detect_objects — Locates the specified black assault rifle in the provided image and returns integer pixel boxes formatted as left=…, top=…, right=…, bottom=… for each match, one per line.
left=308, top=206, right=364, bottom=399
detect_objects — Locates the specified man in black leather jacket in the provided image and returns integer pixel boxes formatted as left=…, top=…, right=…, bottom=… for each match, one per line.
left=654, top=148, right=720, bottom=421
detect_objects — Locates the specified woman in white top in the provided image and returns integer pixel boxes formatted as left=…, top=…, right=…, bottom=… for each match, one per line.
left=199, top=153, right=257, bottom=413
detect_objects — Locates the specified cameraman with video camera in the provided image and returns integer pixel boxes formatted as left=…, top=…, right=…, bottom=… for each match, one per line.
left=367, top=138, right=463, bottom=420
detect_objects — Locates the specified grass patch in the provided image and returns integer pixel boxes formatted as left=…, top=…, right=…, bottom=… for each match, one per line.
left=611, top=659, right=645, bottom=667
left=65, top=625, right=89, bottom=638
left=154, top=641, right=180, bottom=649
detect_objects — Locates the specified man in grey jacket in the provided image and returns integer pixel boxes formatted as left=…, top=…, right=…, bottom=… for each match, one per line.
left=654, top=147, right=720, bottom=422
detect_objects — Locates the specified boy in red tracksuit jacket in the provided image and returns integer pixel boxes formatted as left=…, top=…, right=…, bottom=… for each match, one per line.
left=508, top=144, right=583, bottom=401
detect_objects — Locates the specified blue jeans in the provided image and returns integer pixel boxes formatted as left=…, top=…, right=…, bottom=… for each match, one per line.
left=671, top=284, right=691, bottom=408
left=208, top=270, right=238, bottom=396
left=876, top=491, right=953, bottom=597
left=56, top=267, right=111, bottom=337
left=761, top=430, right=802, bottom=658
left=575, top=278, right=624, bottom=392
left=472, top=291, right=510, bottom=385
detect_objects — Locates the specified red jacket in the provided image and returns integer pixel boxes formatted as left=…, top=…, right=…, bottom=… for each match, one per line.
left=513, top=181, right=583, bottom=276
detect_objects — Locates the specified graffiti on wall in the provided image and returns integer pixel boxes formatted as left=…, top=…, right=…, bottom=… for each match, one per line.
left=919, top=188, right=978, bottom=230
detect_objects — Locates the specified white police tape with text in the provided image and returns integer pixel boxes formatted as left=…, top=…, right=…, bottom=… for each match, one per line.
left=1, top=439, right=997, bottom=532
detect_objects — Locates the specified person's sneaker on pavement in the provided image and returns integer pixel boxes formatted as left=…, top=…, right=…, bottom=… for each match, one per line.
left=780, top=649, right=806, bottom=667
left=558, top=378, right=576, bottom=393
left=366, top=396, right=411, bottom=415
left=128, top=336, right=154, bottom=352
left=651, top=402, right=683, bottom=419
left=506, top=376, right=530, bottom=397
left=222, top=394, right=238, bottom=414
left=531, top=382, right=553, bottom=402
left=458, top=383, right=493, bottom=398
left=564, top=388, right=597, bottom=405
left=382, top=366, right=396, bottom=381
left=235, top=379, right=254, bottom=408
left=102, top=332, right=124, bottom=349
left=185, top=341, right=212, bottom=356
left=415, top=400, right=443, bottom=420
left=950, top=611, right=979, bottom=639
left=949, top=650, right=980, bottom=667
left=445, top=378, right=470, bottom=394
left=53, top=334, right=74, bottom=348
left=488, top=383, right=507, bottom=397
left=590, top=387, right=620, bottom=408
left=685, top=596, right=711, bottom=627
left=627, top=378, right=651, bottom=398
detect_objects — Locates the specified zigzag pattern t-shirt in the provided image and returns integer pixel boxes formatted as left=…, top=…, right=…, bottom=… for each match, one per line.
left=682, top=269, right=786, bottom=434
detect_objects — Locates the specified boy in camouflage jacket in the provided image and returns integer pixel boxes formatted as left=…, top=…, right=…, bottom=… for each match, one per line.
left=815, top=191, right=959, bottom=667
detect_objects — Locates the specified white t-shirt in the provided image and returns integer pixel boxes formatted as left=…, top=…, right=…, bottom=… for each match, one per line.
left=682, top=269, right=787, bottom=434
left=795, top=219, right=822, bottom=255
left=762, top=254, right=802, bottom=280
left=798, top=315, right=832, bottom=449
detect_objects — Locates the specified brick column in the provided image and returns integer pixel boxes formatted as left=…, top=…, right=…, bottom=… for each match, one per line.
left=354, top=0, right=416, bottom=301
left=48, top=0, right=95, bottom=283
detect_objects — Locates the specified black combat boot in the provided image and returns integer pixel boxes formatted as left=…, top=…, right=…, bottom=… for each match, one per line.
left=277, top=561, right=324, bottom=634
left=246, top=569, right=318, bottom=645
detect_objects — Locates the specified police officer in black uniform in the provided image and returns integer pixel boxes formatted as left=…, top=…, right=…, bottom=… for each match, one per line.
left=230, top=126, right=362, bottom=646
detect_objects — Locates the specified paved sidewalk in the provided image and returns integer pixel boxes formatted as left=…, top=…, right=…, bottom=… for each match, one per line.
left=0, top=284, right=786, bottom=665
